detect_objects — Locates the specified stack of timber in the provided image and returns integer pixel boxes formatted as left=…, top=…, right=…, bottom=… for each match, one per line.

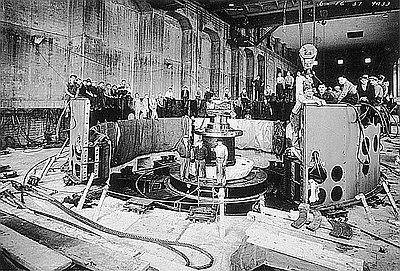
left=231, top=207, right=368, bottom=271
left=0, top=210, right=150, bottom=271
left=0, top=223, right=72, bottom=271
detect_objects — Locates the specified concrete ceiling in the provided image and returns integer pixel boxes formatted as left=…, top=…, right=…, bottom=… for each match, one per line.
left=146, top=0, right=399, bottom=52
left=195, top=0, right=399, bottom=27
left=272, top=10, right=400, bottom=51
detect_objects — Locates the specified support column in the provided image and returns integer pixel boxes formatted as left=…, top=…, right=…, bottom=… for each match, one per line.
left=394, top=58, right=400, bottom=98
left=204, top=28, right=221, bottom=97
left=230, top=46, right=239, bottom=98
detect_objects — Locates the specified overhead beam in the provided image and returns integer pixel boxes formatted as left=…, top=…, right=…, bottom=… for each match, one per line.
left=234, top=1, right=400, bottom=28
left=254, top=25, right=280, bottom=46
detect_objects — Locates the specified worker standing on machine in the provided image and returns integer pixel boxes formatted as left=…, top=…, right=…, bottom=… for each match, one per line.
left=214, top=139, right=228, bottom=186
left=194, top=139, right=208, bottom=179
left=288, top=86, right=325, bottom=151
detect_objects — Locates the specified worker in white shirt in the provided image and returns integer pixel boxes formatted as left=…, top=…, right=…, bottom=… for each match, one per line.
left=214, top=139, right=228, bottom=186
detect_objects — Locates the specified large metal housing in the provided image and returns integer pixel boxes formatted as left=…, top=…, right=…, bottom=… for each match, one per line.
left=283, top=104, right=380, bottom=206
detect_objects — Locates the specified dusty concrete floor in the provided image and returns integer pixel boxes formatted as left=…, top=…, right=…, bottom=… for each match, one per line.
left=1, top=137, right=400, bottom=270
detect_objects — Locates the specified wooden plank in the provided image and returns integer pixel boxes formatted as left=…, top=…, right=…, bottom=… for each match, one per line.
left=259, top=206, right=299, bottom=220
left=0, top=213, right=149, bottom=271
left=248, top=211, right=369, bottom=249
left=246, top=222, right=364, bottom=271
left=230, top=238, right=334, bottom=271
left=0, top=248, right=25, bottom=271
left=77, top=173, right=94, bottom=210
left=0, top=224, right=72, bottom=271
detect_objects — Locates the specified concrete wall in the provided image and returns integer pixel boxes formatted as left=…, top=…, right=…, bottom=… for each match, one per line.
left=0, top=0, right=297, bottom=107
left=0, top=0, right=70, bottom=108
left=231, top=45, right=297, bottom=99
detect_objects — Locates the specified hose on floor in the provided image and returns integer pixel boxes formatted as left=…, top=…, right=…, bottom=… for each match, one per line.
left=26, top=187, right=214, bottom=270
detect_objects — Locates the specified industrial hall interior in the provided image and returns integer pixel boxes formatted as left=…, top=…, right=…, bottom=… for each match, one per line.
left=1, top=0, right=400, bottom=270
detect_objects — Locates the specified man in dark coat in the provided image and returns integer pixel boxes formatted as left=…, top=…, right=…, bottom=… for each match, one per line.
left=194, top=139, right=208, bottom=179
left=337, top=76, right=358, bottom=105
left=316, top=84, right=335, bottom=104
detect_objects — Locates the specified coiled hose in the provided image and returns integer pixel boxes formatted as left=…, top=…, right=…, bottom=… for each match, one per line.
left=28, top=187, right=214, bottom=269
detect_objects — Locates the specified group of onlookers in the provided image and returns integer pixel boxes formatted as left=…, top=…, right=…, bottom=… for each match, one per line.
left=65, top=75, right=176, bottom=123
left=66, top=72, right=391, bottom=126
left=286, top=71, right=390, bottom=150
left=295, top=72, right=389, bottom=107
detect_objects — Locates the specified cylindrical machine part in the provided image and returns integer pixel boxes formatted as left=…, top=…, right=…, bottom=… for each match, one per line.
left=205, top=115, right=230, bottom=132
left=195, top=104, right=242, bottom=166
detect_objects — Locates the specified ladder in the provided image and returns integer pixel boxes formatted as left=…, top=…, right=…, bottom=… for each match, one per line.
left=196, top=175, right=218, bottom=207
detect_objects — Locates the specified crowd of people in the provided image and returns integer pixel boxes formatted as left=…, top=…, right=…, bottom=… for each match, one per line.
left=65, top=74, right=233, bottom=125
left=65, top=71, right=391, bottom=126
left=284, top=71, right=391, bottom=150
left=65, top=75, right=187, bottom=124
left=237, top=70, right=392, bottom=120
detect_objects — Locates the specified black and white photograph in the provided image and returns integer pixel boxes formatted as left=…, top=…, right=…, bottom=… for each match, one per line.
left=0, top=0, right=399, bottom=270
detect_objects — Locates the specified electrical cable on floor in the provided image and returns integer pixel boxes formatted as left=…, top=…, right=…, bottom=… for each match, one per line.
left=25, top=186, right=214, bottom=269
left=19, top=128, right=214, bottom=268
left=1, top=207, right=101, bottom=237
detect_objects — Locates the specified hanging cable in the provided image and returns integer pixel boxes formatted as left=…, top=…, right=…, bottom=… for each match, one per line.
left=37, top=50, right=66, bottom=81
left=346, top=103, right=371, bottom=165
left=312, top=2, right=316, bottom=46
left=298, top=0, right=303, bottom=47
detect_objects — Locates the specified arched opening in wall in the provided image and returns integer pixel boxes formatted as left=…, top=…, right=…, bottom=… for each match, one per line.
left=257, top=54, right=265, bottom=101
left=166, top=11, right=193, bottom=97
left=166, top=11, right=192, bottom=98
left=245, top=49, right=254, bottom=100
left=163, top=14, right=183, bottom=97
left=203, top=28, right=220, bottom=97
left=199, top=32, right=212, bottom=93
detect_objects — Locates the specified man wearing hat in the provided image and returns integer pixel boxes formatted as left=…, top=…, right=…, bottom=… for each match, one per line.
left=337, top=76, right=358, bottom=104
left=316, top=84, right=335, bottom=104
left=177, top=135, right=192, bottom=181
left=165, top=86, right=174, bottom=99
left=357, top=75, right=369, bottom=102
left=357, top=75, right=371, bottom=125
left=367, top=76, right=383, bottom=106
left=181, top=85, right=190, bottom=113
left=191, top=91, right=203, bottom=117
left=364, top=76, right=384, bottom=125
left=214, top=139, right=228, bottom=186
